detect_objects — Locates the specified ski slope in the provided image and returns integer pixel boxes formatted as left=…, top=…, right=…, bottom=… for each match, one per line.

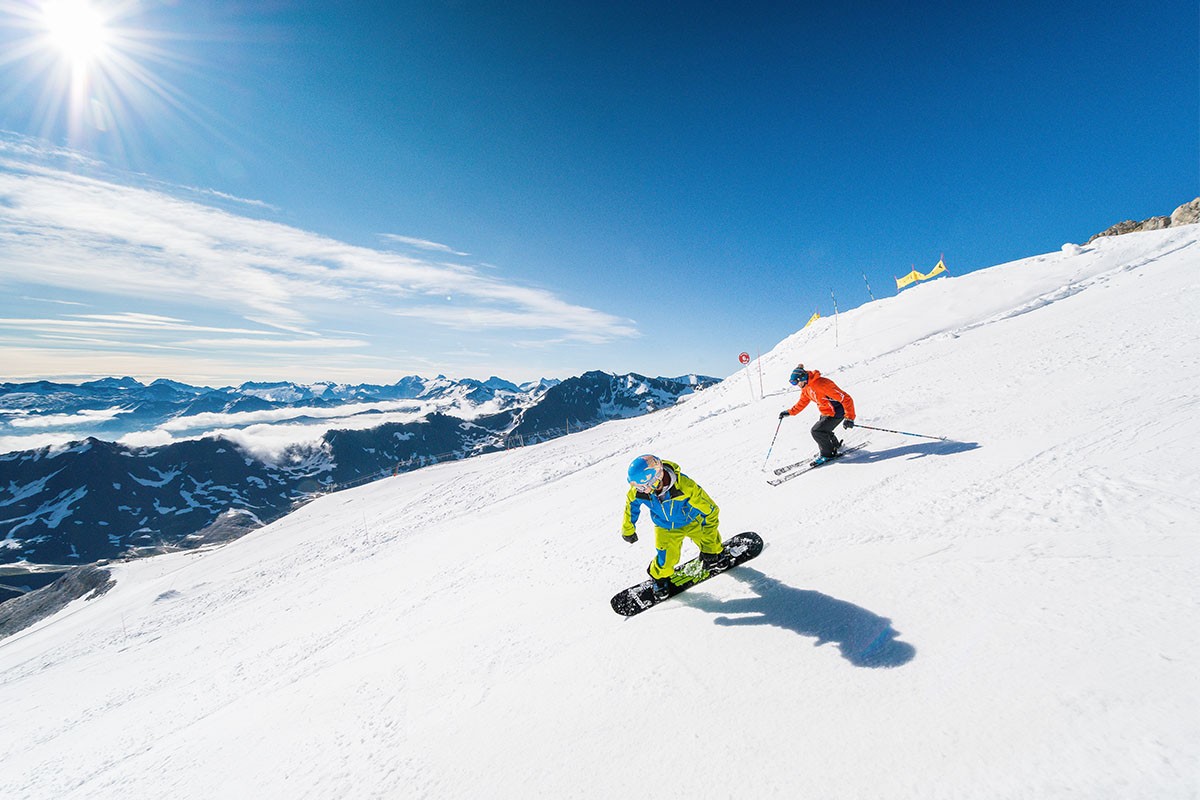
left=2, top=226, right=1198, bottom=799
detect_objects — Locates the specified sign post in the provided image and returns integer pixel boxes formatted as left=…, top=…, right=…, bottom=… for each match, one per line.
left=830, top=290, right=840, bottom=347
left=757, top=348, right=764, bottom=396
left=738, top=351, right=754, bottom=402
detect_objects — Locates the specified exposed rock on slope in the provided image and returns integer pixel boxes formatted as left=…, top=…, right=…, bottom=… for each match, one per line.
left=1087, top=197, right=1199, bottom=243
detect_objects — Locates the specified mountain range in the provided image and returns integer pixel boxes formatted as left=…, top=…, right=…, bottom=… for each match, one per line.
left=0, top=370, right=717, bottom=582
left=0, top=374, right=558, bottom=444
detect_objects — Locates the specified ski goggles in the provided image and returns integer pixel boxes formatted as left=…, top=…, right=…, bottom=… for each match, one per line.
left=789, top=368, right=809, bottom=385
left=632, top=476, right=662, bottom=494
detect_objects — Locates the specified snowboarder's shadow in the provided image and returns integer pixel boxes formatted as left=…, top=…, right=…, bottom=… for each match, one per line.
left=852, top=438, right=979, bottom=464
left=685, top=567, right=916, bottom=668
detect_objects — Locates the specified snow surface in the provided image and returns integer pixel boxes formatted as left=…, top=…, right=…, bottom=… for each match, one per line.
left=1, top=227, right=1198, bottom=799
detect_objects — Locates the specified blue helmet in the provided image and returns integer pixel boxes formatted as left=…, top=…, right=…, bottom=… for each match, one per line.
left=627, top=454, right=663, bottom=493
left=789, top=364, right=809, bottom=385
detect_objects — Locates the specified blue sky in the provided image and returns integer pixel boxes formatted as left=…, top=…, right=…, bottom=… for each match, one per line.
left=0, top=0, right=1196, bottom=386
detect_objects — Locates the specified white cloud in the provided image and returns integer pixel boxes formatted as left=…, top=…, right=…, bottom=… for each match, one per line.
left=0, top=146, right=640, bottom=377
left=183, top=185, right=278, bottom=211
left=155, top=400, right=430, bottom=434
left=380, top=234, right=470, bottom=257
left=0, top=396, right=445, bottom=456
left=175, top=337, right=367, bottom=351
left=123, top=403, right=439, bottom=463
left=115, top=429, right=176, bottom=449
left=18, top=295, right=89, bottom=306
left=8, top=406, right=129, bottom=428
left=0, top=312, right=290, bottom=340
left=391, top=304, right=638, bottom=343
left=0, top=431, right=80, bottom=453
left=0, top=344, right=417, bottom=386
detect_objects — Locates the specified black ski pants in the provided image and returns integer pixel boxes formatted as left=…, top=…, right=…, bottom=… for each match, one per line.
left=811, top=414, right=844, bottom=458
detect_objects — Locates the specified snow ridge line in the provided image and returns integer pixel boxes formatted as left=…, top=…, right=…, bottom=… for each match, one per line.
left=844, top=236, right=1196, bottom=378
left=954, top=240, right=1197, bottom=335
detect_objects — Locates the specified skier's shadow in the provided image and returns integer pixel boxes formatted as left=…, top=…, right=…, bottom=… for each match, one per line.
left=685, top=567, right=916, bottom=668
left=851, top=439, right=979, bottom=464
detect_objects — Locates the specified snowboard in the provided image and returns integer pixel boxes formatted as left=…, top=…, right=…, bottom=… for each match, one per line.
left=610, top=531, right=764, bottom=617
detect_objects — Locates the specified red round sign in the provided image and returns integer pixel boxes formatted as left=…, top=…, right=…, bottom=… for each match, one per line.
left=738, top=352, right=750, bottom=364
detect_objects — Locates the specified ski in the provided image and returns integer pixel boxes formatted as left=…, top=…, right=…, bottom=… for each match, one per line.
left=773, top=458, right=809, bottom=476
left=773, top=439, right=867, bottom=474
left=767, top=441, right=869, bottom=486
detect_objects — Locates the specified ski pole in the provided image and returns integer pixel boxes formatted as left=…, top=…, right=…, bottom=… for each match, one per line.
left=762, top=417, right=784, bottom=470
left=854, top=423, right=947, bottom=441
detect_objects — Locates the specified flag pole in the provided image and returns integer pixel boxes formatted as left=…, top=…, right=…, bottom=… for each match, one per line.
left=830, top=290, right=839, bottom=347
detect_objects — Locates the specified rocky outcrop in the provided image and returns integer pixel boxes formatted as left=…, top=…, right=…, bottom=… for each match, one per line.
left=1087, top=198, right=1200, bottom=243
left=0, top=565, right=112, bottom=639
left=1170, top=197, right=1200, bottom=227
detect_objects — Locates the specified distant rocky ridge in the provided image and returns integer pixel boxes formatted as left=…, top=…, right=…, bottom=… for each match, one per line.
left=1086, top=197, right=1200, bottom=243
left=0, top=370, right=718, bottom=574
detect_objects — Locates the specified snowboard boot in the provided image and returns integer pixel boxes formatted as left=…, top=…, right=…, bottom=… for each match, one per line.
left=651, top=577, right=672, bottom=600
left=700, top=548, right=731, bottom=573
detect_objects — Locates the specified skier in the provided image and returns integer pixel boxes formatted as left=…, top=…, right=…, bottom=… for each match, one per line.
left=778, top=364, right=857, bottom=466
left=622, top=455, right=728, bottom=599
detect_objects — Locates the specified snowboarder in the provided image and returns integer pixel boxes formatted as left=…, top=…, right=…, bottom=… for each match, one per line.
left=622, top=455, right=728, bottom=599
left=778, top=364, right=857, bottom=466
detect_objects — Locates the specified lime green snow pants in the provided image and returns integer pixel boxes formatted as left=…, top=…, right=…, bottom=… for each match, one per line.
left=648, top=518, right=723, bottom=580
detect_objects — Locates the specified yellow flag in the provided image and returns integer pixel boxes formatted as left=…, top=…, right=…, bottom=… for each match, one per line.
left=804, top=311, right=820, bottom=328
left=897, top=259, right=948, bottom=291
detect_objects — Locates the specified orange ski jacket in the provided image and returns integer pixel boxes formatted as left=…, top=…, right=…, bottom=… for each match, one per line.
left=786, top=370, right=856, bottom=420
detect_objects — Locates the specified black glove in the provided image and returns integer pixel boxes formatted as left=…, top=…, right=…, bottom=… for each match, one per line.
left=778, top=411, right=789, bottom=420
left=843, top=419, right=855, bottom=429
left=622, top=531, right=638, bottom=544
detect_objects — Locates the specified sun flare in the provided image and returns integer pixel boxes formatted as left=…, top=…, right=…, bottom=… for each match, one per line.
left=0, top=0, right=196, bottom=151
left=40, top=0, right=110, bottom=67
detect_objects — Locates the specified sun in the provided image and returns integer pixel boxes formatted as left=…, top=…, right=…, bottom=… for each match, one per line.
left=40, top=0, right=111, bottom=67
left=0, top=0, right=190, bottom=150
left=1, top=0, right=212, bottom=159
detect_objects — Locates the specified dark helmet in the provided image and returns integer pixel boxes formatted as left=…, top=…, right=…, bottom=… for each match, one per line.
left=789, top=364, right=809, bottom=386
